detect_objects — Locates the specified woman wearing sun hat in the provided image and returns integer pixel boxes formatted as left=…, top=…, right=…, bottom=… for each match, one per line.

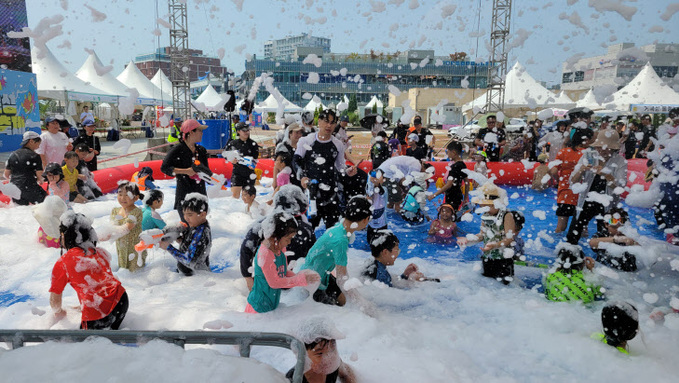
left=567, top=128, right=627, bottom=245
left=459, top=182, right=517, bottom=284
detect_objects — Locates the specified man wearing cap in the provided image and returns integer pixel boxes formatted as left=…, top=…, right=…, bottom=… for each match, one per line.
left=567, top=129, right=627, bottom=244
left=36, top=116, right=72, bottom=168
left=72, top=119, right=101, bottom=171
left=225, top=122, right=260, bottom=199
left=294, top=109, right=357, bottom=229
left=3, top=131, right=47, bottom=205
left=167, top=117, right=183, bottom=143
left=474, top=115, right=506, bottom=162
left=161, top=119, right=210, bottom=221
left=79, top=105, right=94, bottom=124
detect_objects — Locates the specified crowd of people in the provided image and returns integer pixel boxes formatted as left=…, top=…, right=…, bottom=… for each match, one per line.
left=3, top=104, right=679, bottom=379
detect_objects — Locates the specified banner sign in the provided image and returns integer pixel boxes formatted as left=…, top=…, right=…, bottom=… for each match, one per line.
left=0, top=0, right=31, bottom=73
left=630, top=104, right=679, bottom=113
left=0, top=68, right=39, bottom=152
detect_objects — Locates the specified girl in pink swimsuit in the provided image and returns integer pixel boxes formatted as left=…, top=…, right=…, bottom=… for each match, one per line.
left=427, top=204, right=458, bottom=244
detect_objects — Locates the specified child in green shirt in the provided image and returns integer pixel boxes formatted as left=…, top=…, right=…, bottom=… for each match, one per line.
left=303, top=196, right=372, bottom=306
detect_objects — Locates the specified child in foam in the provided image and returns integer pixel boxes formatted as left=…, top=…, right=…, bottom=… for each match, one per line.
left=302, top=196, right=372, bottom=307
left=49, top=211, right=128, bottom=330
left=458, top=183, right=517, bottom=284
left=159, top=193, right=212, bottom=276
left=43, top=163, right=70, bottom=204
left=61, top=151, right=88, bottom=204
left=588, top=207, right=639, bottom=272
left=364, top=229, right=430, bottom=286
left=427, top=204, right=458, bottom=244
left=400, top=184, right=428, bottom=224
left=287, top=317, right=357, bottom=383
left=365, top=169, right=388, bottom=245
left=110, top=181, right=146, bottom=271
left=245, top=212, right=320, bottom=314
left=33, top=195, right=68, bottom=248
left=592, top=301, right=639, bottom=355
left=472, top=150, right=488, bottom=182
left=141, top=189, right=166, bottom=231
left=544, top=246, right=603, bottom=303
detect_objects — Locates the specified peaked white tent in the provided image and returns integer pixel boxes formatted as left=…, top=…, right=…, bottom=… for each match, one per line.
left=575, top=88, right=605, bottom=110
left=194, top=85, right=227, bottom=111
left=256, top=94, right=303, bottom=113
left=608, top=63, right=679, bottom=110
left=75, top=51, right=129, bottom=98
left=365, top=95, right=384, bottom=112
left=116, top=61, right=171, bottom=104
left=303, top=97, right=326, bottom=112
left=31, top=47, right=117, bottom=102
left=151, top=69, right=173, bottom=97
left=463, top=62, right=575, bottom=112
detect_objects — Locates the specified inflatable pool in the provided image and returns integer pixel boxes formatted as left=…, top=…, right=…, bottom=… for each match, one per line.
left=0, top=158, right=652, bottom=205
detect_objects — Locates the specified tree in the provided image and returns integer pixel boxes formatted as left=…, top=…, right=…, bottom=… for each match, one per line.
left=371, top=103, right=378, bottom=114
left=348, top=93, right=358, bottom=113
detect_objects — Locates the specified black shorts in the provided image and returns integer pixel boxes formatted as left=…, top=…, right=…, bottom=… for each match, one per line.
left=81, top=292, right=129, bottom=330
left=313, top=275, right=342, bottom=306
left=231, top=169, right=255, bottom=188
left=69, top=191, right=80, bottom=201
left=385, top=179, right=404, bottom=205
left=482, top=258, right=514, bottom=285
left=556, top=203, right=576, bottom=217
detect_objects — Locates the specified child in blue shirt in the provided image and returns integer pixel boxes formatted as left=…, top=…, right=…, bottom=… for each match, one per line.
left=363, top=229, right=426, bottom=287
left=141, top=189, right=166, bottom=231
left=245, top=212, right=320, bottom=313
left=159, top=193, right=211, bottom=276
left=303, top=196, right=372, bottom=306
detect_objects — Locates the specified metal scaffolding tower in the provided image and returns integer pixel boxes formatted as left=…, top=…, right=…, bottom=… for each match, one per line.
left=485, top=0, right=512, bottom=113
left=168, top=0, right=191, bottom=120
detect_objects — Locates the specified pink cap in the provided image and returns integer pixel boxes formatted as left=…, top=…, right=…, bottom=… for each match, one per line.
left=181, top=119, right=208, bottom=134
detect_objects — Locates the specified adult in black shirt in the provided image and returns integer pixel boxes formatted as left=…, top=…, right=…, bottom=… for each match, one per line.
left=72, top=120, right=101, bottom=171
left=638, top=114, right=655, bottom=158
left=390, top=121, right=410, bottom=147
left=225, top=122, right=259, bottom=199
left=294, top=109, right=357, bottom=229
left=3, top=131, right=46, bottom=205
left=411, top=115, right=434, bottom=157
left=405, top=133, right=427, bottom=161
left=160, top=119, right=209, bottom=221
left=474, top=115, right=507, bottom=162
left=370, top=131, right=390, bottom=169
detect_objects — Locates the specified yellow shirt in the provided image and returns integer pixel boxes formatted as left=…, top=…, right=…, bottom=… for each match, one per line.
left=62, top=165, right=79, bottom=192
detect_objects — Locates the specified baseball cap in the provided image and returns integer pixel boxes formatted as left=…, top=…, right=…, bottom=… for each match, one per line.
left=21, top=131, right=40, bottom=145
left=340, top=115, right=349, bottom=123
left=235, top=122, right=250, bottom=131
left=408, top=133, right=419, bottom=142
left=45, top=115, right=65, bottom=124
left=180, top=119, right=208, bottom=134
left=287, top=122, right=303, bottom=132
left=82, top=119, right=96, bottom=127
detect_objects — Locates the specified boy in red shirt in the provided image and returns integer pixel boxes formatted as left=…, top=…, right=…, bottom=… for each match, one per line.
left=49, top=212, right=128, bottom=330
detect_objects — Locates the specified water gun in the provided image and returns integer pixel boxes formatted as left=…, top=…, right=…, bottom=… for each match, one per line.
left=192, top=160, right=227, bottom=189
left=238, top=156, right=257, bottom=170
left=135, top=223, right=187, bottom=252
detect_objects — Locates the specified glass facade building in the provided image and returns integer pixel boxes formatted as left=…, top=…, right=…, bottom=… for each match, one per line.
left=243, top=50, right=491, bottom=105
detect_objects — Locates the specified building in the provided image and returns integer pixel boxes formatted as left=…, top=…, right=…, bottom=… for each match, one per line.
left=561, top=42, right=679, bottom=99
left=242, top=48, right=491, bottom=111
left=264, top=33, right=331, bottom=61
left=134, top=47, right=229, bottom=83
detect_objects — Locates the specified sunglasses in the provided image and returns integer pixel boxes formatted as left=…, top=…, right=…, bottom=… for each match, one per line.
left=607, top=216, right=623, bottom=226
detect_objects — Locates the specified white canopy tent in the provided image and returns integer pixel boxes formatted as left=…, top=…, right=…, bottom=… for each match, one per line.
left=31, top=46, right=118, bottom=103
left=116, top=61, right=171, bottom=104
left=575, top=88, right=605, bottom=110
left=608, top=63, right=679, bottom=110
left=463, top=62, right=576, bottom=113
left=194, top=84, right=228, bottom=111
left=255, top=94, right=303, bottom=113
left=75, top=52, right=129, bottom=98
left=151, top=69, right=173, bottom=98
left=303, top=96, right=326, bottom=112
left=365, top=95, right=384, bottom=112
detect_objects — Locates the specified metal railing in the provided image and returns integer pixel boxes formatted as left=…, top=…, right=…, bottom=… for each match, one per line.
left=0, top=329, right=305, bottom=383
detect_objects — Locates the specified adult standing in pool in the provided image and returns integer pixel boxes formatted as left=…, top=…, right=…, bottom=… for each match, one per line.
left=3, top=131, right=47, bottom=205
left=161, top=119, right=209, bottom=222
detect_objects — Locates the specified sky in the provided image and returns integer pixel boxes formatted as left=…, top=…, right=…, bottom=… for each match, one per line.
left=22, top=0, right=679, bottom=87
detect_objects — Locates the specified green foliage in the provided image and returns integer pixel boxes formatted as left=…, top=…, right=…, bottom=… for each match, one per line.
left=347, top=111, right=359, bottom=125
left=314, top=104, right=323, bottom=125
left=348, top=93, right=358, bottom=113
left=267, top=112, right=276, bottom=123
left=371, top=103, right=378, bottom=114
